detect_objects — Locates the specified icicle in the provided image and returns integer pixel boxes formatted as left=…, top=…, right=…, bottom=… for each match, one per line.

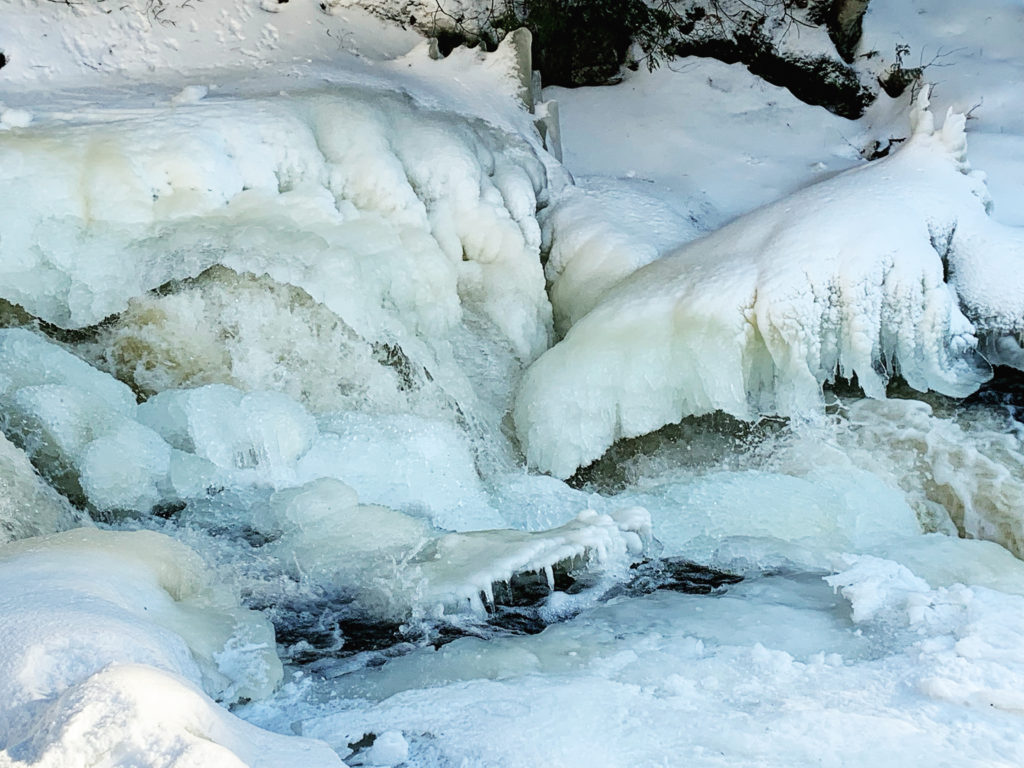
left=909, top=84, right=935, bottom=136
left=544, top=565, right=555, bottom=591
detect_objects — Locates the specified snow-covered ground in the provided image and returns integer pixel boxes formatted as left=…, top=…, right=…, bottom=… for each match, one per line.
left=3, top=0, right=1024, bottom=766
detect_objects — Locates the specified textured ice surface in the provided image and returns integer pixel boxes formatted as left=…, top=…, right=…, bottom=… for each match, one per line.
left=298, top=550, right=1024, bottom=767
left=515, top=94, right=1024, bottom=477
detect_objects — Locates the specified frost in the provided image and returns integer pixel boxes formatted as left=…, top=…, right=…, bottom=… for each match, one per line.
left=515, top=92, right=1024, bottom=478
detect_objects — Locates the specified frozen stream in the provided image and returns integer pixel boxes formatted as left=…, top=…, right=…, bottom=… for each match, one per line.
left=3, top=1, right=1024, bottom=766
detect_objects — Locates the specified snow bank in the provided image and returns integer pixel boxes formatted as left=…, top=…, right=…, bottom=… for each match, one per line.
left=0, top=0, right=418, bottom=86
left=515, top=93, right=1024, bottom=477
left=1, top=665, right=343, bottom=768
left=252, top=477, right=649, bottom=618
left=0, top=528, right=284, bottom=755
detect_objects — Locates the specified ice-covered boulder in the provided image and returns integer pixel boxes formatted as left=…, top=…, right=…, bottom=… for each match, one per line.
left=515, top=91, right=1024, bottom=478
left=0, top=328, right=171, bottom=511
left=0, top=528, right=343, bottom=767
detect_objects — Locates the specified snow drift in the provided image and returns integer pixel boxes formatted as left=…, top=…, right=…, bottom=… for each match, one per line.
left=0, top=528, right=322, bottom=767
left=515, top=92, right=1024, bottom=478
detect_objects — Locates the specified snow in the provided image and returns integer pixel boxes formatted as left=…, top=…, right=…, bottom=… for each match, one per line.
left=0, top=528, right=313, bottom=765
left=1, top=664, right=343, bottom=768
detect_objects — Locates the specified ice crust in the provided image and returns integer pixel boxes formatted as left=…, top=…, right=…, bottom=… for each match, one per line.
left=516, top=94, right=1024, bottom=478
left=303, top=554, right=1024, bottom=767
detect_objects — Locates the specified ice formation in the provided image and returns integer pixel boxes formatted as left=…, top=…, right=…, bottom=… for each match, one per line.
left=307, top=552, right=1024, bottom=767
left=2, top=665, right=344, bottom=768
left=0, top=329, right=489, bottom=527
left=4, top=0, right=1024, bottom=764
left=515, top=92, right=1024, bottom=478
left=541, top=180, right=708, bottom=334
left=0, top=85, right=555, bottom=364
left=252, top=477, right=650, bottom=618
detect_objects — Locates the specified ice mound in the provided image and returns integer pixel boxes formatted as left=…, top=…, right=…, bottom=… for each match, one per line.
left=311, top=411, right=501, bottom=531
left=515, top=91, right=1024, bottom=477
left=0, top=328, right=166, bottom=511
left=0, top=433, right=81, bottom=545
left=0, top=328, right=501, bottom=525
left=0, top=86, right=554, bottom=361
left=542, top=180, right=709, bottom=335
left=252, top=477, right=650, bottom=618
left=2, top=665, right=343, bottom=768
left=0, top=529, right=282, bottom=744
left=139, top=384, right=318, bottom=492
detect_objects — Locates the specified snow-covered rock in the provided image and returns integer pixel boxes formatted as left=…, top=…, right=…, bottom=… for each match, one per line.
left=515, top=91, right=1024, bottom=478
